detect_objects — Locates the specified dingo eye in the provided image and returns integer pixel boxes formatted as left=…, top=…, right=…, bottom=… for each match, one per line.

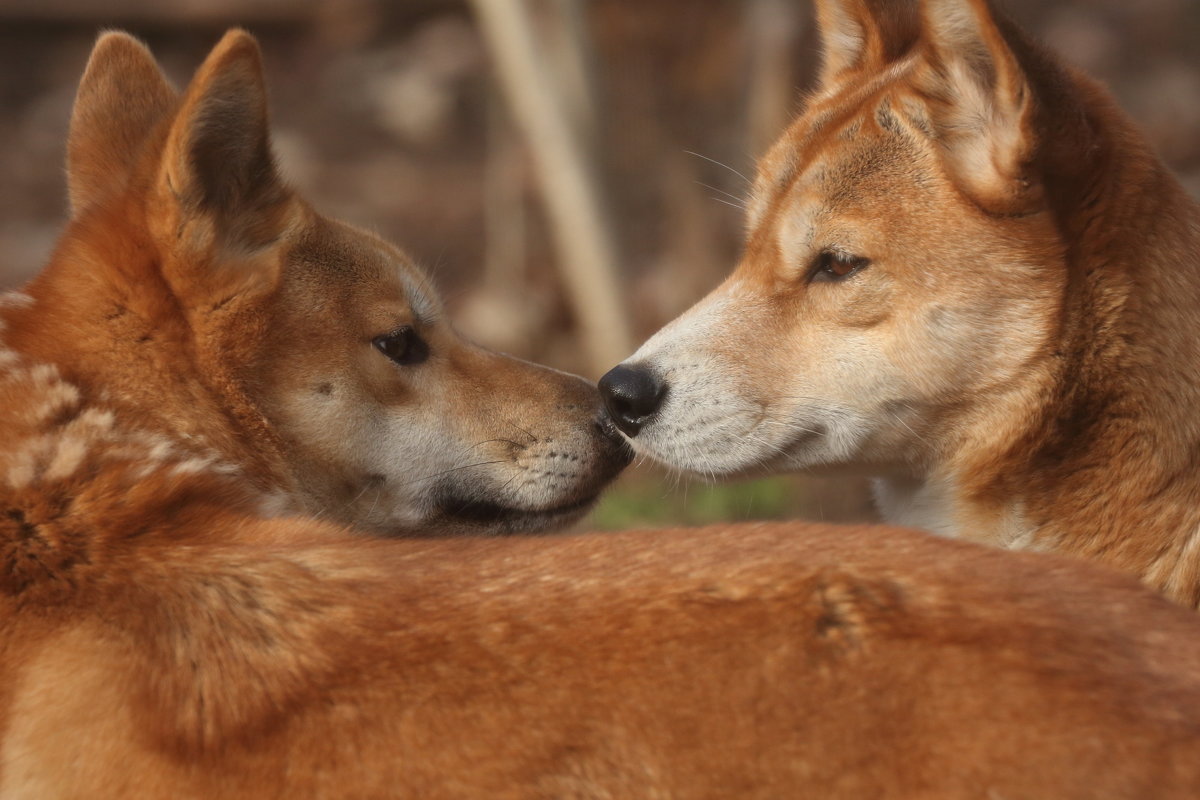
left=373, top=326, right=429, bottom=366
left=810, top=251, right=869, bottom=283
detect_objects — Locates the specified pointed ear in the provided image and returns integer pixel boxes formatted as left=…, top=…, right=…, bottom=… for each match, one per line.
left=815, top=0, right=877, bottom=85
left=68, top=32, right=176, bottom=215
left=814, top=0, right=918, bottom=89
left=159, top=29, right=290, bottom=254
left=916, top=0, right=1035, bottom=210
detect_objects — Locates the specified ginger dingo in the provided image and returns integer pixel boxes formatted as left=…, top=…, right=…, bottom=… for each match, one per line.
left=601, top=0, right=1200, bottom=607
left=3, top=26, right=1200, bottom=798
left=20, top=35, right=631, bottom=537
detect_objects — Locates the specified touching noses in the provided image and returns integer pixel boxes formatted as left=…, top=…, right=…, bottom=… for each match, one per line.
left=598, top=363, right=666, bottom=437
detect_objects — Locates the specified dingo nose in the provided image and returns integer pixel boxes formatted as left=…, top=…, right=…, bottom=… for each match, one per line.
left=598, top=363, right=666, bottom=437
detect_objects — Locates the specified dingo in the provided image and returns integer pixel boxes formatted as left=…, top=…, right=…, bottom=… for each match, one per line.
left=9, top=33, right=630, bottom=537
left=601, top=0, right=1200, bottom=607
left=3, top=27, right=1200, bottom=799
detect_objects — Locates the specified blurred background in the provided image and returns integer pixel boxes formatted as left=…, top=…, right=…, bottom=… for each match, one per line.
left=1, top=0, right=1198, bottom=530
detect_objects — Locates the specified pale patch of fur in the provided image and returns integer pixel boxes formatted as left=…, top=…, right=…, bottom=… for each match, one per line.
left=820, top=1, right=866, bottom=79
left=872, top=476, right=960, bottom=538
left=0, top=363, right=82, bottom=428
left=996, top=501, right=1038, bottom=551
left=924, top=0, right=988, bottom=57
left=873, top=473, right=1040, bottom=549
left=933, top=59, right=1023, bottom=191
left=170, top=455, right=219, bottom=477
left=256, top=490, right=297, bottom=519
left=0, top=291, right=34, bottom=311
left=43, top=435, right=91, bottom=482
left=0, top=345, right=231, bottom=497
left=775, top=202, right=819, bottom=276
left=1151, top=523, right=1200, bottom=602
left=6, top=448, right=37, bottom=489
left=398, top=269, right=439, bottom=325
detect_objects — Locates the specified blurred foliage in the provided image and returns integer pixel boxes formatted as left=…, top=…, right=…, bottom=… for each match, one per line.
left=585, top=465, right=875, bottom=531
left=590, top=475, right=800, bottom=530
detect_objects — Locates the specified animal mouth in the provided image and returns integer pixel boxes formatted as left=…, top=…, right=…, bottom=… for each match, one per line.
left=438, top=492, right=601, bottom=532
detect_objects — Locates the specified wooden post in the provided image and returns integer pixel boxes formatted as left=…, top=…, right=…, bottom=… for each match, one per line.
left=483, top=85, right=527, bottom=291
left=469, top=0, right=634, bottom=376
left=746, top=0, right=803, bottom=158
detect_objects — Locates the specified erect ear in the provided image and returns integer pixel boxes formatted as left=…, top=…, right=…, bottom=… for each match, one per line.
left=915, top=0, right=1035, bottom=211
left=814, top=0, right=919, bottom=89
left=815, top=0, right=878, bottom=85
left=68, top=32, right=176, bottom=215
left=158, top=29, right=291, bottom=258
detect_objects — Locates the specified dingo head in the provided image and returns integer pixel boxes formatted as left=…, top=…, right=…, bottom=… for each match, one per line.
left=601, top=0, right=1069, bottom=481
left=12, top=31, right=628, bottom=535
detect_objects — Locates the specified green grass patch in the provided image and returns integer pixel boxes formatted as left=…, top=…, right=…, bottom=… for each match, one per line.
left=585, top=465, right=877, bottom=530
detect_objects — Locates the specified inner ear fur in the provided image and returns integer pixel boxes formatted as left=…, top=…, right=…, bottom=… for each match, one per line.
left=68, top=32, right=176, bottom=215
left=159, top=29, right=291, bottom=254
left=814, top=0, right=920, bottom=88
left=914, top=0, right=1036, bottom=212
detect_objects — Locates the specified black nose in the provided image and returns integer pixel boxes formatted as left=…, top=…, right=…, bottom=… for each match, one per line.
left=598, top=363, right=666, bottom=437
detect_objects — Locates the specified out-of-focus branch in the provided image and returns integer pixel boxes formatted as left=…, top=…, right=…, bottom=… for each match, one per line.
left=470, top=0, right=633, bottom=376
left=0, top=0, right=322, bottom=23
left=746, top=0, right=803, bottom=158
left=541, top=0, right=599, bottom=151
left=483, top=86, right=526, bottom=291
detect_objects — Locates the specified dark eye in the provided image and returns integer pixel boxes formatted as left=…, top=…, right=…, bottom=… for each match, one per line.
left=810, top=250, right=870, bottom=283
left=373, top=326, right=429, bottom=366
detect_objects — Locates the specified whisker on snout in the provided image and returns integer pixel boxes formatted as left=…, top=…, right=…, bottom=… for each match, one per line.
left=500, top=418, right=539, bottom=444
left=390, top=459, right=512, bottom=491
left=755, top=418, right=824, bottom=438
left=682, top=149, right=752, bottom=185
left=696, top=181, right=748, bottom=209
left=470, top=438, right=525, bottom=451
left=707, top=196, right=749, bottom=213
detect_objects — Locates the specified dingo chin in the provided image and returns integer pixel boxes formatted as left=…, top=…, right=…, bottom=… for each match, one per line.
left=602, top=0, right=1200, bottom=607
left=3, top=24, right=1200, bottom=800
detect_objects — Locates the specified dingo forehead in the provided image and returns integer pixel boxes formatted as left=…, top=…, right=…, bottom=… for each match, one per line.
left=749, top=57, right=929, bottom=230
left=288, top=217, right=442, bottom=327
left=744, top=83, right=945, bottom=283
left=383, top=248, right=439, bottom=326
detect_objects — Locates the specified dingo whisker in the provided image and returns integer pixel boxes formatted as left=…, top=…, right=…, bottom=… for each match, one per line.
left=683, top=150, right=751, bottom=185
left=696, top=181, right=747, bottom=208
left=392, top=460, right=511, bottom=490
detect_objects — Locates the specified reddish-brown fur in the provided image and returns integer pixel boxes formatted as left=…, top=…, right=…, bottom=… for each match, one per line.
left=2, top=23, right=1200, bottom=799
left=610, top=0, right=1200, bottom=607
left=9, top=29, right=628, bottom=539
